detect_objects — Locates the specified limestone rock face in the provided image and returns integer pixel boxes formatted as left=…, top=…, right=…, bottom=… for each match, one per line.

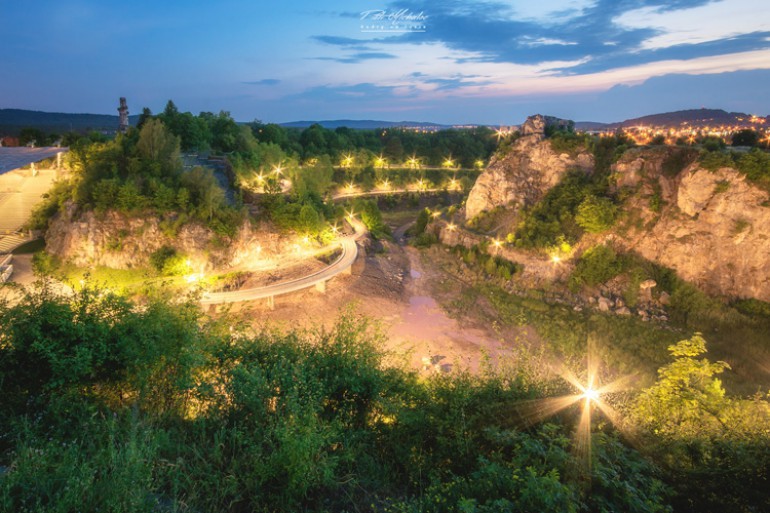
left=611, top=149, right=770, bottom=301
left=45, top=204, right=293, bottom=271
left=466, top=115, right=593, bottom=220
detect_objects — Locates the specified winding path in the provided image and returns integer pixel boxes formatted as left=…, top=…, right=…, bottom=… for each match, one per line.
left=200, top=218, right=366, bottom=306
left=201, top=186, right=457, bottom=306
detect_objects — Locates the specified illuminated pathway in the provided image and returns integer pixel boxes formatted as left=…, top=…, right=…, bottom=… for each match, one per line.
left=201, top=186, right=460, bottom=307
left=331, top=187, right=447, bottom=201
left=200, top=218, right=366, bottom=307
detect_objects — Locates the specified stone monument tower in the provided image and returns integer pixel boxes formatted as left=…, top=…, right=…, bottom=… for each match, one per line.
left=118, top=97, right=129, bottom=134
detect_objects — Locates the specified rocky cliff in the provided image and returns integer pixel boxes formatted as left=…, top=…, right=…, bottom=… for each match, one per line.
left=463, top=119, right=770, bottom=301
left=611, top=148, right=770, bottom=301
left=45, top=204, right=293, bottom=271
left=465, top=115, right=593, bottom=220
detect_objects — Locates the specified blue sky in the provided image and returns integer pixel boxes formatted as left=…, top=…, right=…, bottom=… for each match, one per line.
left=1, top=0, right=769, bottom=124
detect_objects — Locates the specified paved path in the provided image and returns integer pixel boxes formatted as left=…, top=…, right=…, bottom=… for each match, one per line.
left=0, top=147, right=67, bottom=176
left=200, top=218, right=366, bottom=305
left=332, top=187, right=449, bottom=201
left=201, top=187, right=459, bottom=305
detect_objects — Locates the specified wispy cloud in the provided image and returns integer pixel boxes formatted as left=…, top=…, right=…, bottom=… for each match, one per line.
left=242, top=78, right=281, bottom=86
left=314, top=51, right=398, bottom=64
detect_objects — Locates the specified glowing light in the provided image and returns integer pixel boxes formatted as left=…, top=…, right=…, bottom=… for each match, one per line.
left=374, top=156, right=386, bottom=169
left=442, top=157, right=455, bottom=169
left=582, top=388, right=599, bottom=402
left=475, top=160, right=485, bottom=169
left=406, top=156, right=420, bottom=169
left=492, top=238, right=502, bottom=249
left=273, top=165, right=283, bottom=176
left=551, top=254, right=561, bottom=264
left=185, top=273, right=202, bottom=284
left=446, top=223, right=456, bottom=231
left=379, top=179, right=391, bottom=191
left=341, top=154, right=354, bottom=168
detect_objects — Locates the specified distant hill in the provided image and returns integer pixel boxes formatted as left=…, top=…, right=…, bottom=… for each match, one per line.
left=279, top=119, right=451, bottom=130
left=0, top=109, right=139, bottom=134
left=576, top=109, right=769, bottom=130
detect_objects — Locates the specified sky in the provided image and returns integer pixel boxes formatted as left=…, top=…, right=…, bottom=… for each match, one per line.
left=1, top=0, right=769, bottom=124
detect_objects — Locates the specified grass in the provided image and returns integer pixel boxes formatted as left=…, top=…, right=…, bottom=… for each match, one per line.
left=424, top=245, right=770, bottom=394
left=55, top=261, right=187, bottom=294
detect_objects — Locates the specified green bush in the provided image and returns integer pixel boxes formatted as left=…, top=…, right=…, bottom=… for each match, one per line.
left=699, top=150, right=734, bottom=171
left=570, top=244, right=623, bottom=289
left=575, top=195, right=617, bottom=233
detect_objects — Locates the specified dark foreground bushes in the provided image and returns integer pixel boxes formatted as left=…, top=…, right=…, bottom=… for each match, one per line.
left=0, top=284, right=758, bottom=512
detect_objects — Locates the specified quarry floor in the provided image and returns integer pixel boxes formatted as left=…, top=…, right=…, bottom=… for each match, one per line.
left=226, top=223, right=538, bottom=376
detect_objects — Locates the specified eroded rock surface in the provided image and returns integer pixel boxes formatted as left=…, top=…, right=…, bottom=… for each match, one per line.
left=466, top=115, right=593, bottom=220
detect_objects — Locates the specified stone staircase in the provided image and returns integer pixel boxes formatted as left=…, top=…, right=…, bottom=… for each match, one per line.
left=0, top=234, right=30, bottom=254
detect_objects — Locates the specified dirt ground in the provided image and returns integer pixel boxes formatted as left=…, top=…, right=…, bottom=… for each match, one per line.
left=228, top=225, right=538, bottom=375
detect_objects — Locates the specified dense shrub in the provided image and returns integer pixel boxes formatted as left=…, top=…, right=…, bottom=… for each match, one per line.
left=0, top=288, right=676, bottom=512
left=570, top=244, right=623, bottom=289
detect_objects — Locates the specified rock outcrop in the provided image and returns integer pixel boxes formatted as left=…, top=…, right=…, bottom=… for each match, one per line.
left=45, top=204, right=294, bottom=271
left=611, top=148, right=770, bottom=301
left=466, top=115, right=593, bottom=220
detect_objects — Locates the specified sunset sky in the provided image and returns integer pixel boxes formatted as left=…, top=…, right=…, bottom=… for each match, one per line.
left=2, top=0, right=769, bottom=124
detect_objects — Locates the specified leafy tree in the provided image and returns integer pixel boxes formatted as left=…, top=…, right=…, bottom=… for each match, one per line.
left=181, top=166, right=226, bottom=221
left=135, top=118, right=181, bottom=178
left=634, top=334, right=731, bottom=440
left=18, top=127, right=48, bottom=146
left=352, top=198, right=389, bottom=239
left=731, top=129, right=759, bottom=147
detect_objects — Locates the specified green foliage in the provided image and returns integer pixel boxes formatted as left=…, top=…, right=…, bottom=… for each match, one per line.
left=713, top=179, right=730, bottom=193
left=549, top=131, right=590, bottom=156
left=661, top=148, right=699, bottom=177
left=736, top=148, right=770, bottom=187
left=292, top=154, right=334, bottom=198
left=698, top=150, right=735, bottom=171
left=352, top=198, right=390, bottom=239
left=731, top=298, right=770, bottom=317
left=26, top=179, right=75, bottom=231
left=515, top=171, right=600, bottom=248
left=411, top=208, right=431, bottom=236
left=0, top=288, right=674, bottom=513
left=31, top=251, right=59, bottom=276
left=731, top=129, right=759, bottom=147
left=451, top=244, right=518, bottom=281
left=269, top=194, right=333, bottom=237
left=570, top=244, right=623, bottom=289
left=591, top=133, right=634, bottom=178
left=575, top=195, right=617, bottom=233
left=631, top=334, right=770, bottom=513
left=633, top=334, right=731, bottom=440
left=413, top=232, right=438, bottom=248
